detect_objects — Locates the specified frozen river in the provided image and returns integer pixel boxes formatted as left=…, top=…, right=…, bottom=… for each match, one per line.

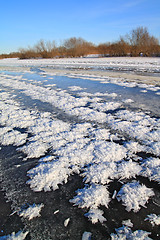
left=0, top=58, right=160, bottom=239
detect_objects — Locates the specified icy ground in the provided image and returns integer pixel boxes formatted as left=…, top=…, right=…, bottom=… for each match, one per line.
left=0, top=57, right=160, bottom=239
left=0, top=57, right=160, bottom=73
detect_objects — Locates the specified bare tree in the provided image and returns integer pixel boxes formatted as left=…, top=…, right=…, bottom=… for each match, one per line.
left=15, top=27, right=160, bottom=59
left=127, top=27, right=159, bottom=56
left=63, top=37, right=95, bottom=57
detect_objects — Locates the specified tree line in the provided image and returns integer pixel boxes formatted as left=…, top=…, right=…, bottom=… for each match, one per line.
left=0, top=27, right=160, bottom=59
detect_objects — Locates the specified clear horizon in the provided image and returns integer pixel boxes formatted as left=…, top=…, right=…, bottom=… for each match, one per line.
left=1, top=0, right=160, bottom=54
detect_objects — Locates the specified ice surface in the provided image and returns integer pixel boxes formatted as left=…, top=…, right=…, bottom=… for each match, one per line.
left=0, top=59, right=160, bottom=238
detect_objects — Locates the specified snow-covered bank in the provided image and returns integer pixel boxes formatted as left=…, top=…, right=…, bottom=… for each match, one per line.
left=0, top=58, right=160, bottom=239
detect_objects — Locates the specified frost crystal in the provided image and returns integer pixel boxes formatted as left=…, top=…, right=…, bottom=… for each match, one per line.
left=0, top=230, right=29, bottom=240
left=64, top=218, right=70, bottom=227
left=27, top=158, right=72, bottom=191
left=0, top=129, right=27, bottom=146
left=70, top=184, right=110, bottom=210
left=110, top=226, right=152, bottom=240
left=117, top=160, right=142, bottom=180
left=82, top=231, right=92, bottom=240
left=18, top=141, right=49, bottom=159
left=122, top=219, right=133, bottom=228
left=82, top=162, right=117, bottom=184
left=140, top=157, right=160, bottom=184
left=84, top=208, right=107, bottom=224
left=145, top=214, right=160, bottom=226
left=116, top=181, right=154, bottom=212
left=19, top=203, right=44, bottom=220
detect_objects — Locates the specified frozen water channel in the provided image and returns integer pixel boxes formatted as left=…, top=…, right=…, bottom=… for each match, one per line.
left=0, top=58, right=160, bottom=240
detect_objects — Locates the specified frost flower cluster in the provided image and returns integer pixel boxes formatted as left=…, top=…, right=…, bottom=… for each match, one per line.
left=70, top=184, right=110, bottom=223
left=0, top=231, right=29, bottom=240
left=116, top=181, right=154, bottom=212
left=19, top=203, right=44, bottom=220
left=145, top=214, right=160, bottom=226
left=110, top=226, right=152, bottom=240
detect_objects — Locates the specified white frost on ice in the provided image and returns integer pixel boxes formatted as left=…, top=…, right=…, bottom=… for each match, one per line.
left=70, top=184, right=110, bottom=223
left=82, top=231, right=92, bottom=240
left=147, top=142, right=160, bottom=156
left=82, top=160, right=141, bottom=185
left=116, top=160, right=142, bottom=180
left=0, top=230, right=29, bottom=240
left=140, top=157, right=160, bottom=184
left=54, top=209, right=59, bottom=214
left=110, top=226, right=152, bottom=240
left=68, top=86, right=85, bottom=91
left=91, top=128, right=111, bottom=140
left=116, top=181, right=155, bottom=212
left=82, top=162, right=117, bottom=185
left=125, top=141, right=144, bottom=155
left=64, top=218, right=70, bottom=227
left=18, top=141, right=49, bottom=159
left=70, top=184, right=110, bottom=210
left=84, top=208, right=107, bottom=224
left=122, top=99, right=134, bottom=103
left=27, top=158, right=73, bottom=191
left=0, top=62, right=160, bottom=234
left=145, top=214, right=160, bottom=226
left=90, top=101, right=121, bottom=112
left=0, top=129, right=27, bottom=146
left=19, top=203, right=44, bottom=220
left=93, top=140, right=127, bottom=164
left=122, top=219, right=133, bottom=228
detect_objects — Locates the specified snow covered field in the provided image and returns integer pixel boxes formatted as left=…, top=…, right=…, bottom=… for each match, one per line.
left=0, top=57, right=160, bottom=239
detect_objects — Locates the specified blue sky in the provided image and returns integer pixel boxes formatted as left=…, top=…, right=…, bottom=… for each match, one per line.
left=0, top=0, right=160, bottom=53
